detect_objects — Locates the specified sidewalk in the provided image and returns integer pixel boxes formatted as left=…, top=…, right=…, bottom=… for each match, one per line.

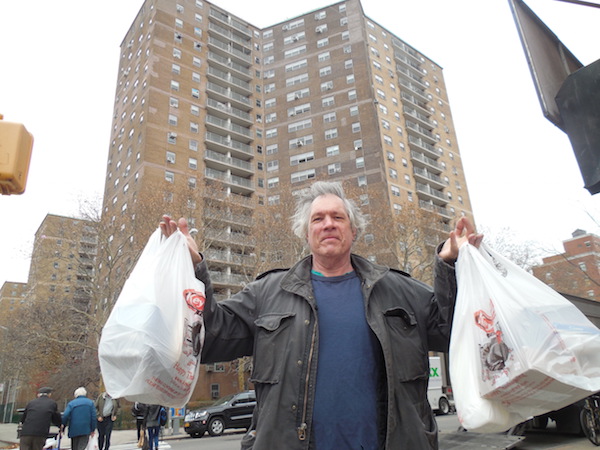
left=0, top=424, right=188, bottom=449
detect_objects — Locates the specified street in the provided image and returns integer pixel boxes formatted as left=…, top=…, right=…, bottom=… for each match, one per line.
left=153, top=413, right=595, bottom=450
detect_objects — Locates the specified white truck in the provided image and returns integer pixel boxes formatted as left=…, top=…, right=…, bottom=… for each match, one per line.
left=428, top=355, right=453, bottom=415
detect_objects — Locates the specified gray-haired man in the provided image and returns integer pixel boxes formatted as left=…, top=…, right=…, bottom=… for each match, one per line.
left=160, top=181, right=482, bottom=449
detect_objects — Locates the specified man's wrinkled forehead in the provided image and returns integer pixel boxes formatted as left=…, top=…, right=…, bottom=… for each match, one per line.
left=309, top=194, right=348, bottom=218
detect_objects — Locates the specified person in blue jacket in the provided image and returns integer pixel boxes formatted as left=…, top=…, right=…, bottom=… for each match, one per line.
left=61, top=387, right=97, bottom=450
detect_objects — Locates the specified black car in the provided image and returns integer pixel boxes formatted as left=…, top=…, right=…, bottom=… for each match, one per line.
left=184, top=390, right=256, bottom=437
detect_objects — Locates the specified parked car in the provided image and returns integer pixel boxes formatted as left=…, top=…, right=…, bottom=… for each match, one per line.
left=184, top=390, right=256, bottom=437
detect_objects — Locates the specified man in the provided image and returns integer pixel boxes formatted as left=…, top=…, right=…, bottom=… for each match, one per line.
left=62, top=387, right=96, bottom=450
left=160, top=181, right=482, bottom=449
left=143, top=404, right=164, bottom=450
left=131, top=402, right=147, bottom=441
left=19, top=387, right=62, bottom=450
left=95, top=391, right=120, bottom=450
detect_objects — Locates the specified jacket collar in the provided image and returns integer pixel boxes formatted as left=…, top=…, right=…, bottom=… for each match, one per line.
left=281, top=254, right=389, bottom=293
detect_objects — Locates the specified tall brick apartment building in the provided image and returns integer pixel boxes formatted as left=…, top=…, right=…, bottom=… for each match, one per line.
left=100, top=0, right=475, bottom=400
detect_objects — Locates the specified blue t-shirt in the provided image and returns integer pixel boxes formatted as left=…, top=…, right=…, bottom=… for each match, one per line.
left=311, top=271, right=381, bottom=449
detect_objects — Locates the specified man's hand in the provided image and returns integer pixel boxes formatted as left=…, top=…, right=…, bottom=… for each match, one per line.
left=159, top=215, right=202, bottom=265
left=97, top=416, right=103, bottom=422
left=439, top=217, right=483, bottom=264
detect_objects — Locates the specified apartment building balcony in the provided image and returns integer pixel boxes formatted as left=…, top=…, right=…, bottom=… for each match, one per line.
left=207, top=81, right=251, bottom=111
left=205, top=149, right=253, bottom=177
left=208, top=22, right=251, bottom=49
left=205, top=167, right=254, bottom=194
left=392, top=39, right=422, bottom=65
left=395, top=63, right=427, bottom=90
left=206, top=98, right=253, bottom=127
left=400, top=92, right=429, bottom=117
left=413, top=167, right=447, bottom=190
left=208, top=36, right=252, bottom=66
left=206, top=114, right=252, bottom=143
left=208, top=270, right=247, bottom=287
left=205, top=248, right=255, bottom=266
left=408, top=135, right=438, bottom=159
left=419, top=200, right=455, bottom=220
left=398, top=80, right=429, bottom=104
left=403, top=106, right=434, bottom=131
left=208, top=51, right=252, bottom=81
left=205, top=227, right=255, bottom=246
left=207, top=66, right=252, bottom=96
left=205, top=131, right=253, bottom=159
left=208, top=8, right=252, bottom=39
left=204, top=208, right=253, bottom=227
left=410, top=150, right=443, bottom=174
left=406, top=120, right=437, bottom=145
left=416, top=182, right=448, bottom=206
left=394, top=51, right=422, bottom=73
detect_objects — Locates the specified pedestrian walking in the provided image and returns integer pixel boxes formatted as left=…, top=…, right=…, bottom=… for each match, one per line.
left=19, top=387, right=62, bottom=450
left=61, top=387, right=96, bottom=450
left=131, top=402, right=147, bottom=441
left=143, top=405, right=163, bottom=450
left=95, top=392, right=120, bottom=450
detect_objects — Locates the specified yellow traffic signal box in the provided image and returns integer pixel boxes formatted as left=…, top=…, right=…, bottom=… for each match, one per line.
left=0, top=116, right=34, bottom=195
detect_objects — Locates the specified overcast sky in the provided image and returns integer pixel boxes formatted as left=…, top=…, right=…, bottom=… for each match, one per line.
left=1, top=0, right=599, bottom=287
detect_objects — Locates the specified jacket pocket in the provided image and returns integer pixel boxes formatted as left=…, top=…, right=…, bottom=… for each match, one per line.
left=250, top=312, right=296, bottom=384
left=383, top=307, right=428, bottom=381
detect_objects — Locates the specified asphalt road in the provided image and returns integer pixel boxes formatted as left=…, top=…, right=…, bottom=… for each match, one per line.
left=162, top=413, right=596, bottom=449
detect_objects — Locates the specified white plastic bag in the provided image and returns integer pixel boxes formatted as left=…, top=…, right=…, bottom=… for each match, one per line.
left=450, top=242, right=600, bottom=433
left=99, top=228, right=205, bottom=407
left=43, top=437, right=57, bottom=449
left=85, top=434, right=99, bottom=450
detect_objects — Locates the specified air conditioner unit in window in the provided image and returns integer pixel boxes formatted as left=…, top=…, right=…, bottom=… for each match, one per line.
left=355, top=146, right=362, bottom=151
left=297, top=140, right=304, bottom=146
left=282, top=24, right=289, bottom=30
left=316, top=29, right=323, bottom=34
left=295, top=95, right=301, bottom=100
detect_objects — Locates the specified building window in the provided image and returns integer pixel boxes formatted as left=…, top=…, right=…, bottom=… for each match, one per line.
left=325, top=128, right=338, bottom=140
left=328, top=163, right=341, bottom=175
left=356, top=157, right=365, bottom=168
left=322, top=96, right=334, bottom=107
left=165, top=171, right=174, bottom=183
left=166, top=151, right=176, bottom=164
left=358, top=175, right=367, bottom=186
left=319, top=66, right=332, bottom=77
left=291, top=168, right=316, bottom=183
left=323, top=112, right=336, bottom=123
left=326, top=145, right=340, bottom=157
left=189, top=158, right=198, bottom=170
left=352, top=122, right=361, bottom=133
left=290, top=152, right=315, bottom=166
left=267, top=177, right=279, bottom=188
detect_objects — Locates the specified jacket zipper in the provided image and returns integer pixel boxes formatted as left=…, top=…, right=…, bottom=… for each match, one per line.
left=297, top=303, right=317, bottom=441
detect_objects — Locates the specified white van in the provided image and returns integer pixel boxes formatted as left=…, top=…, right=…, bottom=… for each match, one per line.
left=428, top=356, right=452, bottom=415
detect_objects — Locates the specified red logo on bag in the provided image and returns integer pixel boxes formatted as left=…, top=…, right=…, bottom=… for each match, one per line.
left=184, top=289, right=206, bottom=312
left=475, top=300, right=511, bottom=376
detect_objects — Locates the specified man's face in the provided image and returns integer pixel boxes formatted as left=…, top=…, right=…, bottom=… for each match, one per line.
left=307, top=194, right=356, bottom=261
